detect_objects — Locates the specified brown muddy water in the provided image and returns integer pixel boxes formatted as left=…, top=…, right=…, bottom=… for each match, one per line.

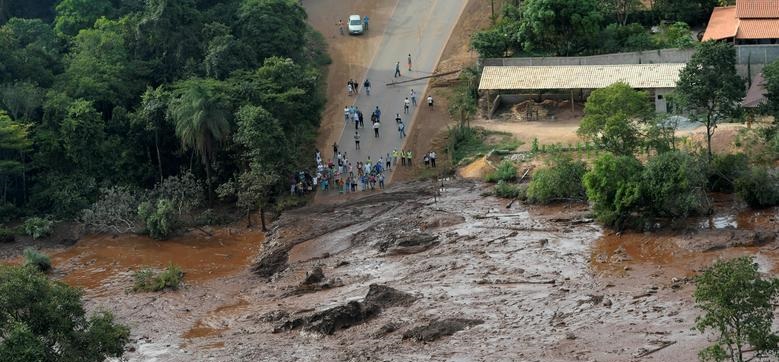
left=48, top=228, right=264, bottom=292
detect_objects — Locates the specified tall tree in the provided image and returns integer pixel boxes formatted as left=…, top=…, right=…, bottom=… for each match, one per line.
left=168, top=78, right=232, bottom=205
left=763, top=59, right=779, bottom=121
left=0, top=18, right=62, bottom=86
left=675, top=41, right=745, bottom=161
left=695, top=257, right=779, bottom=362
left=136, top=86, right=170, bottom=182
left=53, top=0, right=113, bottom=37
left=578, top=82, right=653, bottom=155
left=234, top=105, right=287, bottom=170
left=60, top=18, right=134, bottom=113
left=599, top=0, right=642, bottom=25
left=237, top=0, right=307, bottom=66
left=520, top=0, right=603, bottom=56
left=0, top=111, right=30, bottom=207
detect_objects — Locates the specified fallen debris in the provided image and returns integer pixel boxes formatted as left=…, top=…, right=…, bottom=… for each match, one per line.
left=402, top=318, right=484, bottom=342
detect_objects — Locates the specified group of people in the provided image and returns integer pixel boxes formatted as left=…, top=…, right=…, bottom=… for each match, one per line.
left=310, top=146, right=390, bottom=194
left=347, top=79, right=371, bottom=96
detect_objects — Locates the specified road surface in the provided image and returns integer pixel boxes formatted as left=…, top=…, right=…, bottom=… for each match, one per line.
left=330, top=0, right=468, bottom=180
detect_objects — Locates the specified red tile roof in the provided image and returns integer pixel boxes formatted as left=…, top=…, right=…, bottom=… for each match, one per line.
left=737, top=18, right=779, bottom=39
left=703, top=6, right=738, bottom=41
left=736, top=0, right=779, bottom=18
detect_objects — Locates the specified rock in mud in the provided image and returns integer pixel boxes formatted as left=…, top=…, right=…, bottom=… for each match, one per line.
left=274, top=285, right=415, bottom=335
left=303, top=267, right=325, bottom=285
left=259, top=310, right=290, bottom=323
left=381, top=232, right=440, bottom=254
left=364, top=284, right=416, bottom=308
left=373, top=321, right=402, bottom=338
left=251, top=246, right=290, bottom=278
left=402, top=318, right=484, bottom=342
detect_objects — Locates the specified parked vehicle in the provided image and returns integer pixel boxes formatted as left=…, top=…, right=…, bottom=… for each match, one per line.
left=348, top=14, right=364, bottom=35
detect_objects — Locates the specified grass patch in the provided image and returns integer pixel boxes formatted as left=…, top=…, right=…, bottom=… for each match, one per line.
left=132, top=263, right=183, bottom=292
left=485, top=160, right=518, bottom=183
left=23, top=217, right=53, bottom=240
left=448, top=127, right=521, bottom=165
left=23, top=248, right=51, bottom=272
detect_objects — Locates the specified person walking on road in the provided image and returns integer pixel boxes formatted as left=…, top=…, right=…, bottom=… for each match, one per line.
left=373, top=120, right=380, bottom=138
left=373, top=106, right=381, bottom=122
left=378, top=173, right=385, bottom=189
left=407, top=54, right=412, bottom=72
left=394, top=61, right=401, bottom=77
left=398, top=120, right=406, bottom=138
left=363, top=79, right=371, bottom=95
left=427, top=95, right=434, bottom=108
left=337, top=19, right=344, bottom=35
left=403, top=98, right=410, bottom=114
left=395, top=113, right=401, bottom=124
left=347, top=83, right=353, bottom=96
left=410, top=89, right=417, bottom=106
left=357, top=108, right=364, bottom=128
left=354, top=131, right=360, bottom=150
left=430, top=150, right=437, bottom=168
left=386, top=153, right=391, bottom=170
left=344, top=106, right=349, bottom=122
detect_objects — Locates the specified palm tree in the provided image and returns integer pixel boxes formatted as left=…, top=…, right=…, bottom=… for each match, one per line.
left=168, top=78, right=231, bottom=205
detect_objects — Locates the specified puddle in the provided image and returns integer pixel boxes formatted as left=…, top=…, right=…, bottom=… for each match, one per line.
left=182, top=320, right=228, bottom=339
left=49, top=228, right=264, bottom=290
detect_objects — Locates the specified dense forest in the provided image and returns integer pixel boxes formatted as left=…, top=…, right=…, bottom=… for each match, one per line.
left=0, top=0, right=328, bottom=225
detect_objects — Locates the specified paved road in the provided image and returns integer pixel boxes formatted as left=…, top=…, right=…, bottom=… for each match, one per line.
left=333, top=0, right=467, bottom=180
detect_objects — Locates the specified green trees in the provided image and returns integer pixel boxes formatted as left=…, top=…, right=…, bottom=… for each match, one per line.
left=764, top=59, right=779, bottom=120
left=734, top=167, right=779, bottom=209
left=694, top=257, right=779, bottom=362
left=520, top=0, right=603, bottom=56
left=578, top=82, right=653, bottom=155
left=238, top=0, right=307, bottom=66
left=583, top=153, right=643, bottom=228
left=675, top=41, right=745, bottom=160
left=168, top=78, right=232, bottom=204
left=583, top=151, right=707, bottom=228
left=526, top=156, right=587, bottom=204
left=54, top=0, right=114, bottom=37
left=0, top=265, right=129, bottom=361
left=0, top=0, right=326, bottom=221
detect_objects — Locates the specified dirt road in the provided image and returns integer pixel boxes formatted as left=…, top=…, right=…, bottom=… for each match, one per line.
left=326, top=0, right=468, bottom=181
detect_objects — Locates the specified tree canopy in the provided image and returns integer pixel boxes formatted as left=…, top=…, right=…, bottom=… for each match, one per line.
left=578, top=82, right=653, bottom=155
left=520, top=0, right=603, bottom=56
left=0, top=265, right=129, bottom=361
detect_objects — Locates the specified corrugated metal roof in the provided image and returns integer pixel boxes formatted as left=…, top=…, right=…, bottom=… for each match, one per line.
left=736, top=0, right=779, bottom=18
left=737, top=18, right=779, bottom=39
left=703, top=6, right=738, bottom=41
left=478, top=64, right=686, bottom=90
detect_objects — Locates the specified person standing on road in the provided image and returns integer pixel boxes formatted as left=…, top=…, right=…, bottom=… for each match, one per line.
left=410, top=89, right=417, bottom=106
left=378, top=173, right=385, bottom=189
left=398, top=120, right=406, bottom=138
left=344, top=106, right=349, bottom=122
left=347, top=83, right=353, bottom=96
left=427, top=95, right=434, bottom=107
left=430, top=150, right=437, bottom=168
left=374, top=106, right=381, bottom=122
left=394, top=61, right=401, bottom=77
left=363, top=15, right=369, bottom=30
left=354, top=131, right=360, bottom=150
left=358, top=108, right=364, bottom=128
left=386, top=153, right=391, bottom=170
left=406, top=150, right=413, bottom=167
left=403, top=97, right=410, bottom=114
left=373, top=120, right=380, bottom=138
left=363, top=79, right=371, bottom=95
left=337, top=19, right=344, bottom=35
left=333, top=142, right=338, bottom=156
left=407, top=54, right=412, bottom=72
left=395, top=113, right=401, bottom=124
left=353, top=80, right=359, bottom=94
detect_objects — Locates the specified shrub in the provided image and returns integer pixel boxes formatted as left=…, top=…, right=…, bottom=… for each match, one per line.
left=23, top=217, right=53, bottom=240
left=494, top=181, right=525, bottom=199
left=735, top=166, right=779, bottom=208
left=0, top=227, right=15, bottom=243
left=642, top=151, right=707, bottom=219
left=0, top=265, right=129, bottom=360
left=81, top=186, right=143, bottom=233
left=526, top=156, right=587, bottom=204
left=132, top=264, right=183, bottom=292
left=23, top=248, right=51, bottom=272
left=138, top=199, right=175, bottom=240
left=583, top=153, right=644, bottom=228
left=708, top=153, right=749, bottom=193
left=485, top=160, right=517, bottom=183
